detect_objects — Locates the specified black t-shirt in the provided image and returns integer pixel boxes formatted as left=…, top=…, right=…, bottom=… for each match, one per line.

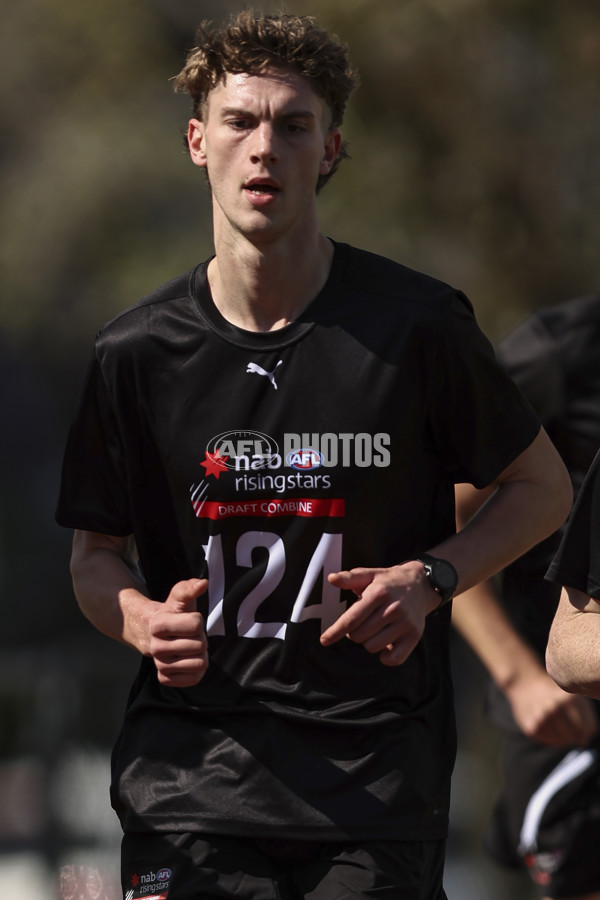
left=56, top=241, right=540, bottom=840
left=494, top=295, right=600, bottom=649
left=483, top=294, right=600, bottom=731
left=547, top=449, right=600, bottom=599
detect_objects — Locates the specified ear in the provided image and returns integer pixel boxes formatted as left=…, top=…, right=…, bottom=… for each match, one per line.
left=319, top=128, right=342, bottom=175
left=187, top=118, right=207, bottom=168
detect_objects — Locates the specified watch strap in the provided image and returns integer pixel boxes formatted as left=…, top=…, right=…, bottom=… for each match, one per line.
left=416, top=553, right=458, bottom=607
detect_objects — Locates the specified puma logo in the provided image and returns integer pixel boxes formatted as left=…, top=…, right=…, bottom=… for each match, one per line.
left=246, top=360, right=283, bottom=390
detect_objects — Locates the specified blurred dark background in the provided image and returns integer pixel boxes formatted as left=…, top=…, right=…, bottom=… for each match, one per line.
left=2, top=0, right=600, bottom=895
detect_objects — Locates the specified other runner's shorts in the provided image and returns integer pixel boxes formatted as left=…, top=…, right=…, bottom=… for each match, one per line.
left=485, top=730, right=600, bottom=898
left=121, top=831, right=448, bottom=900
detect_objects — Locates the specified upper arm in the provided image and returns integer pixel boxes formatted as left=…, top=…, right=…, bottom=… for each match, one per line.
left=71, top=529, right=137, bottom=575
left=68, top=530, right=151, bottom=649
left=455, top=429, right=572, bottom=536
left=455, top=482, right=495, bottom=529
left=491, top=428, right=571, bottom=507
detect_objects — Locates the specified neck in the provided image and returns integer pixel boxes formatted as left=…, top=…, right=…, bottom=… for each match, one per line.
left=207, top=232, right=333, bottom=332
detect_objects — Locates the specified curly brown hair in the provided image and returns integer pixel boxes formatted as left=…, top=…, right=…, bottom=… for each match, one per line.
left=173, top=10, right=359, bottom=191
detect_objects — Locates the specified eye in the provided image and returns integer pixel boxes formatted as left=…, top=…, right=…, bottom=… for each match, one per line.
left=228, top=117, right=252, bottom=130
left=283, top=121, right=308, bottom=135
left=223, top=109, right=254, bottom=131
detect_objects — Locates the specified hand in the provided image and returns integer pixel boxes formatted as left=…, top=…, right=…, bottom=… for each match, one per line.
left=148, top=579, right=209, bottom=687
left=320, top=562, right=441, bottom=665
left=507, top=670, right=599, bottom=747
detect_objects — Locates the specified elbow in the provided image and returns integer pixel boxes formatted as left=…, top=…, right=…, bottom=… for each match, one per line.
left=546, top=668, right=593, bottom=699
left=546, top=634, right=599, bottom=699
left=545, top=644, right=576, bottom=695
left=545, top=586, right=600, bottom=700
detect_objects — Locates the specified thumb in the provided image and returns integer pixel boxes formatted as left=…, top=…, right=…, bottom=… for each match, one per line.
left=164, top=578, right=208, bottom=614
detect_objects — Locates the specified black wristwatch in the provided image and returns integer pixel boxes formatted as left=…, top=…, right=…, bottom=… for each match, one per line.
left=416, top=554, right=458, bottom=609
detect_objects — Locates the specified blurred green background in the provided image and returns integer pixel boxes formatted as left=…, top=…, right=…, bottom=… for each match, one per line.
left=2, top=0, right=599, bottom=896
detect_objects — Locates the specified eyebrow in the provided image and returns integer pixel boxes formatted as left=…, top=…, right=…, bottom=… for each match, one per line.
left=219, top=106, right=318, bottom=121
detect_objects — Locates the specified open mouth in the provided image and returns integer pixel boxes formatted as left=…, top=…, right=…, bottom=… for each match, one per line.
left=245, top=181, right=280, bottom=194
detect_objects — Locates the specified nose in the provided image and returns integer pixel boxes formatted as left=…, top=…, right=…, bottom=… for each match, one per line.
left=249, top=123, right=278, bottom=164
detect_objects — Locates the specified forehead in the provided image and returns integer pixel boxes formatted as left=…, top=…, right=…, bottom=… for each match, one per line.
left=206, top=69, right=327, bottom=117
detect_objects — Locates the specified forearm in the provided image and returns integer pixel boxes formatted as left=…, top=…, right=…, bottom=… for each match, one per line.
left=547, top=587, right=600, bottom=699
left=452, top=580, right=545, bottom=693
left=70, top=530, right=160, bottom=655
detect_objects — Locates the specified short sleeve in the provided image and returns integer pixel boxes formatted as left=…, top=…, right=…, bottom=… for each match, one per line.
left=55, top=353, right=133, bottom=535
left=495, top=314, right=565, bottom=428
left=546, top=449, right=600, bottom=599
left=428, top=291, right=541, bottom=488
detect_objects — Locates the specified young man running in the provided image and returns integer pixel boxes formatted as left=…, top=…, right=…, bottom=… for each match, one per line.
left=56, top=11, right=571, bottom=899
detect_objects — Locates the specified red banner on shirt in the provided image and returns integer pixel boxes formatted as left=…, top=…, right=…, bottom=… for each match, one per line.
left=193, top=497, right=345, bottom=520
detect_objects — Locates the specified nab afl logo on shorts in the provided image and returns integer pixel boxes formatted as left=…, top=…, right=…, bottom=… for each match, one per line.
left=286, top=448, right=323, bottom=470
left=156, top=868, right=172, bottom=881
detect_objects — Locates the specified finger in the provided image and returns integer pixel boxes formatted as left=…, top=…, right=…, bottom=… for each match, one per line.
left=577, top=697, right=600, bottom=736
left=152, top=612, right=206, bottom=640
left=344, top=593, right=413, bottom=644
left=152, top=637, right=207, bottom=660
left=156, top=655, right=208, bottom=688
left=349, top=616, right=422, bottom=657
left=164, top=578, right=208, bottom=614
left=320, top=593, right=376, bottom=645
left=378, top=634, right=419, bottom=667
left=538, top=720, right=578, bottom=748
left=563, top=699, right=600, bottom=745
left=541, top=710, right=594, bottom=748
left=327, top=568, right=378, bottom=594
left=154, top=638, right=209, bottom=688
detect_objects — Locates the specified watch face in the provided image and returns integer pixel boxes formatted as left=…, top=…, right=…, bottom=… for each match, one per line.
left=433, top=560, right=458, bottom=592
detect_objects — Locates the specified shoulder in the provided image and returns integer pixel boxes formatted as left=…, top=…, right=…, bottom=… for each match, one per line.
left=500, top=293, right=600, bottom=358
left=497, top=292, right=600, bottom=384
left=333, top=242, right=474, bottom=317
left=94, top=266, right=202, bottom=355
left=539, top=292, right=600, bottom=337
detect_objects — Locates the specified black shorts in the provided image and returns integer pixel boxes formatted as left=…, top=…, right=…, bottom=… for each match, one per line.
left=485, top=731, right=600, bottom=898
left=121, top=831, right=448, bottom=900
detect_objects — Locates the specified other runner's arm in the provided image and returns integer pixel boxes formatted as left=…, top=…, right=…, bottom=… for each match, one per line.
left=322, top=428, right=572, bottom=667
left=452, top=483, right=598, bottom=747
left=70, top=529, right=209, bottom=687
left=546, top=587, right=600, bottom=700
